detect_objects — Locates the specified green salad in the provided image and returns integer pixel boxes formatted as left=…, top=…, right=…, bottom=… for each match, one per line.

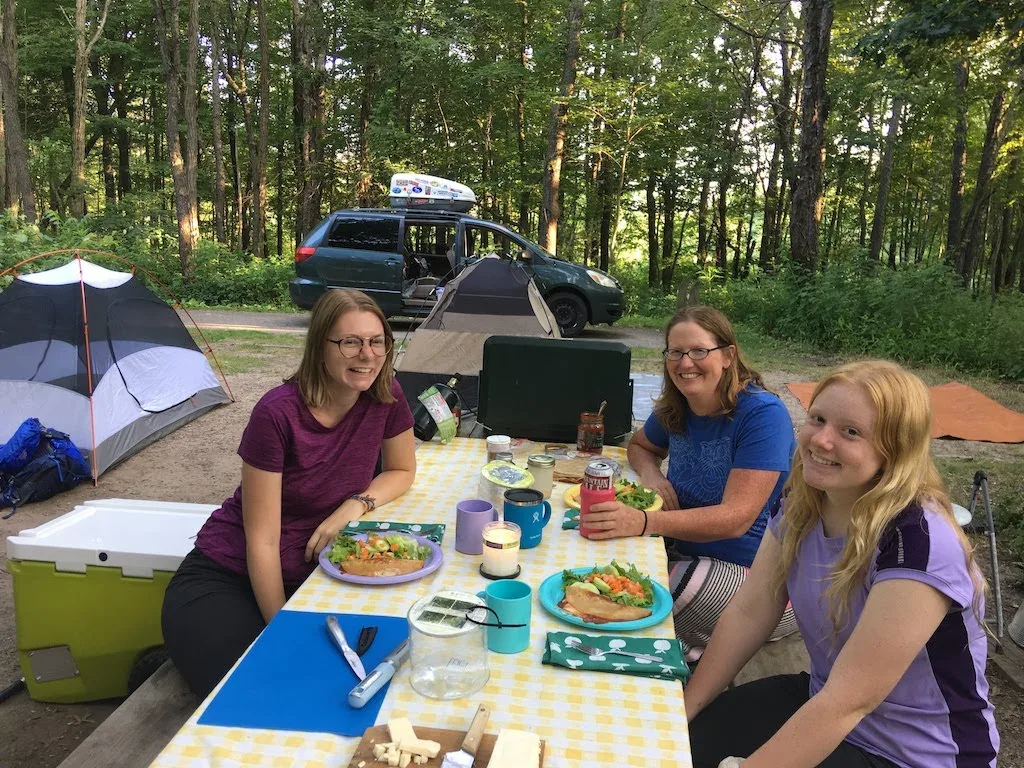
left=614, top=480, right=658, bottom=509
left=326, top=532, right=432, bottom=565
left=562, top=560, right=655, bottom=608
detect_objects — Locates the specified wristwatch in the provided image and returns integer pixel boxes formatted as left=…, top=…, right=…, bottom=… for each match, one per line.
left=350, top=494, right=376, bottom=513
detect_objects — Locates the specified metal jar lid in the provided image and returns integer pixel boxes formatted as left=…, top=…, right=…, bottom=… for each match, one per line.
left=408, top=590, right=486, bottom=638
left=527, top=453, right=555, bottom=467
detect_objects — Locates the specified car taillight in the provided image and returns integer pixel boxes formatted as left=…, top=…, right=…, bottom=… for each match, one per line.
left=294, top=246, right=316, bottom=263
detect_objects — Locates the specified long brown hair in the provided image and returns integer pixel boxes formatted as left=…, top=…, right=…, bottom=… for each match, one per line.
left=774, top=361, right=985, bottom=635
left=288, top=289, right=397, bottom=407
left=652, top=305, right=764, bottom=432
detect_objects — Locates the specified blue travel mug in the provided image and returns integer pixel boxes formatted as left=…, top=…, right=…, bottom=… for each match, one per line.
left=502, top=488, right=551, bottom=549
left=476, top=580, right=532, bottom=654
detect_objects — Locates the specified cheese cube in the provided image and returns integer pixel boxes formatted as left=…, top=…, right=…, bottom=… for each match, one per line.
left=387, top=717, right=418, bottom=746
left=414, top=758, right=427, bottom=766
left=372, top=743, right=391, bottom=760
left=386, top=747, right=401, bottom=767
left=398, top=738, right=441, bottom=759
left=399, top=753, right=412, bottom=768
left=487, top=729, right=541, bottom=768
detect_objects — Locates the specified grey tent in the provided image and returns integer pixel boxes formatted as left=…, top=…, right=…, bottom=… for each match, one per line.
left=396, top=257, right=560, bottom=408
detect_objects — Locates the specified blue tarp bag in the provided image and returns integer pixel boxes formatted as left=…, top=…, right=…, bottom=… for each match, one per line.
left=0, top=419, right=90, bottom=519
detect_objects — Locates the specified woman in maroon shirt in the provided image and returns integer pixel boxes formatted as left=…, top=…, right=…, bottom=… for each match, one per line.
left=162, top=289, right=416, bottom=697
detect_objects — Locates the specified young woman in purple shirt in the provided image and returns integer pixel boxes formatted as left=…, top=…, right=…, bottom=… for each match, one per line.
left=685, top=361, right=999, bottom=768
left=161, top=289, right=415, bottom=697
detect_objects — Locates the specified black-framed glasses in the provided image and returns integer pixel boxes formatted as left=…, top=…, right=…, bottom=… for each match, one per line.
left=327, top=335, right=392, bottom=358
left=662, top=344, right=730, bottom=362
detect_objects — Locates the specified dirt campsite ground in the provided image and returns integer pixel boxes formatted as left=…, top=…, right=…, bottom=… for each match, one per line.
left=1, top=314, right=1022, bottom=768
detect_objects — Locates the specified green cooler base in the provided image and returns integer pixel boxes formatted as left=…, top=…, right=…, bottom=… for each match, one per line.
left=10, top=559, right=174, bottom=703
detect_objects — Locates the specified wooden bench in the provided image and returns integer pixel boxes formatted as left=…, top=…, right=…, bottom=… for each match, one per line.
left=57, top=662, right=197, bottom=768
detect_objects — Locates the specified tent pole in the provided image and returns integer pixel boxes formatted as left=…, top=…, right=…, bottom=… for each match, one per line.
left=75, top=252, right=100, bottom=484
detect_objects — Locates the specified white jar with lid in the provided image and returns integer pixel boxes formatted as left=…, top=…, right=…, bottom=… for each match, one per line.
left=485, top=434, right=511, bottom=463
left=408, top=590, right=490, bottom=699
left=527, top=454, right=555, bottom=499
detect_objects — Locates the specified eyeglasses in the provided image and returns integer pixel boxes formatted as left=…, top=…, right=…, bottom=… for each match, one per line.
left=327, top=335, right=392, bottom=358
left=662, top=344, right=730, bottom=362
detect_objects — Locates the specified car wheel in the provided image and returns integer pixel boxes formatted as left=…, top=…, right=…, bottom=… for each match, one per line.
left=127, top=647, right=169, bottom=695
left=548, top=292, right=588, bottom=337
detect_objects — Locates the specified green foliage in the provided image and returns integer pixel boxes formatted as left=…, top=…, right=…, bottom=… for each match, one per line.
left=720, top=262, right=1024, bottom=379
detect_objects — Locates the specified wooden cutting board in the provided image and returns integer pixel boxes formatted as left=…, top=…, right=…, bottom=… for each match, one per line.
left=347, top=725, right=545, bottom=767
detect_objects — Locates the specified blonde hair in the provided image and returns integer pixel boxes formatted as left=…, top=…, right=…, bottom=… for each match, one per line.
left=652, top=305, right=765, bottom=432
left=775, top=360, right=985, bottom=634
left=288, top=289, right=397, bottom=407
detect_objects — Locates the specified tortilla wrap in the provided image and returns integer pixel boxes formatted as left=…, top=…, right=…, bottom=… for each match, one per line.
left=340, top=558, right=426, bottom=578
left=561, top=583, right=652, bottom=623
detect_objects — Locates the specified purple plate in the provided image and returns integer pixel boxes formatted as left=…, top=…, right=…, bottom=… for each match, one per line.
left=318, top=532, right=444, bottom=585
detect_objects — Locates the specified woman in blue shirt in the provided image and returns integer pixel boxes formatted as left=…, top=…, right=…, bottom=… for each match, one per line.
left=583, top=306, right=797, bottom=659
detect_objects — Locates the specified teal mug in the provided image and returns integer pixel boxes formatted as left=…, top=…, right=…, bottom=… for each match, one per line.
left=474, top=580, right=532, bottom=654
left=502, top=488, right=551, bottom=549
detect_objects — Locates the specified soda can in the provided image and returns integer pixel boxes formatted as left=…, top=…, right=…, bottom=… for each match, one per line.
left=583, top=460, right=615, bottom=492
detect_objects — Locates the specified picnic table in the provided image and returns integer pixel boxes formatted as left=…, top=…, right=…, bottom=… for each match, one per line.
left=148, top=438, right=691, bottom=767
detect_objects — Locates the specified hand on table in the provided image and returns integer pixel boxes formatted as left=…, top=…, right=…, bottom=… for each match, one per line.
left=718, top=758, right=745, bottom=768
left=640, top=472, right=679, bottom=510
left=581, top=500, right=647, bottom=540
left=304, top=500, right=363, bottom=562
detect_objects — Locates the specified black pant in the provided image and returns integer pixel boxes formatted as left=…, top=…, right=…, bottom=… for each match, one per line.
left=690, top=673, right=898, bottom=768
left=161, top=548, right=300, bottom=698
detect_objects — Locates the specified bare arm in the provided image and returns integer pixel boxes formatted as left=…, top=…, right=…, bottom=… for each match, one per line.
left=304, top=427, right=417, bottom=561
left=684, top=529, right=789, bottom=721
left=627, top=428, right=679, bottom=510
left=744, top=579, right=952, bottom=768
left=584, top=466, right=779, bottom=542
left=241, top=462, right=287, bottom=623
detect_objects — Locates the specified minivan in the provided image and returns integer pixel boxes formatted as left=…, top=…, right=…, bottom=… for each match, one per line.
left=289, top=208, right=623, bottom=337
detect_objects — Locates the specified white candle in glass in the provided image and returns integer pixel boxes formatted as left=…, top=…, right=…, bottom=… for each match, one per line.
left=481, top=521, right=520, bottom=577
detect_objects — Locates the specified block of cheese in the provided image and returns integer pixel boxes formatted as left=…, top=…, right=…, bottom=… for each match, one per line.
left=398, top=738, right=441, bottom=759
left=487, top=728, right=541, bottom=768
left=388, top=718, right=418, bottom=745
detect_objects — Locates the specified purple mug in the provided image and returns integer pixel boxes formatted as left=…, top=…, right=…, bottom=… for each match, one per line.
left=455, top=499, right=499, bottom=555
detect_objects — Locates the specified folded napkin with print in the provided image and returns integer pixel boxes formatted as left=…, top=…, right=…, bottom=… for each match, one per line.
left=562, top=508, right=582, bottom=530
left=543, top=631, right=690, bottom=682
left=343, top=520, right=446, bottom=543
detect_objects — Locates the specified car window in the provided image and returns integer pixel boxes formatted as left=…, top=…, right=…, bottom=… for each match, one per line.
left=465, top=225, right=523, bottom=260
left=404, top=221, right=457, bottom=259
left=325, top=217, right=400, bottom=251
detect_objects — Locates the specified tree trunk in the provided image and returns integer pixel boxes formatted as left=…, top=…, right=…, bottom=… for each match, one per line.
left=70, top=0, right=109, bottom=217
left=182, top=0, right=200, bottom=237
left=210, top=20, right=227, bottom=243
left=355, top=0, right=376, bottom=208
left=946, top=58, right=969, bottom=265
left=597, top=0, right=629, bottom=271
left=250, top=0, right=270, bottom=258
left=646, top=170, right=659, bottom=287
left=757, top=11, right=793, bottom=270
left=0, top=0, right=36, bottom=221
left=88, top=56, right=116, bottom=208
left=292, top=0, right=326, bottom=243
left=957, top=88, right=1006, bottom=286
left=514, top=0, right=530, bottom=236
left=109, top=45, right=132, bottom=199
left=660, top=167, right=677, bottom=290
left=154, top=0, right=198, bottom=276
left=696, top=177, right=711, bottom=268
left=868, top=94, right=904, bottom=263
left=540, top=0, right=584, bottom=254
left=789, top=0, right=834, bottom=272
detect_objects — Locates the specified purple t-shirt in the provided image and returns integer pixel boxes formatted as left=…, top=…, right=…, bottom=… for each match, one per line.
left=768, top=501, right=998, bottom=767
left=195, top=379, right=414, bottom=585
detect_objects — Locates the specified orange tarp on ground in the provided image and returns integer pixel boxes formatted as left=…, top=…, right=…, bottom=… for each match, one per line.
left=785, top=381, right=1024, bottom=443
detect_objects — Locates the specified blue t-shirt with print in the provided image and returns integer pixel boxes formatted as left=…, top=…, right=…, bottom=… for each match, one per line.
left=643, top=386, right=795, bottom=567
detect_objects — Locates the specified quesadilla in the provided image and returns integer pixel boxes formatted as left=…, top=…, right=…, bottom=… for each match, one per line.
left=326, top=533, right=431, bottom=578
left=559, top=561, right=655, bottom=623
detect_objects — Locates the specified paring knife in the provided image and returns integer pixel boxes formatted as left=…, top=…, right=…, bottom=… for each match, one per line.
left=440, top=704, right=490, bottom=768
left=348, top=639, right=410, bottom=709
left=326, top=615, right=366, bottom=680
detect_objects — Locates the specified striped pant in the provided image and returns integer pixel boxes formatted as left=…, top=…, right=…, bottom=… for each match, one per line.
left=670, top=555, right=798, bottom=662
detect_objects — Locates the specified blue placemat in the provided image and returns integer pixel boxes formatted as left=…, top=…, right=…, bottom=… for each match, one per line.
left=197, top=610, right=408, bottom=737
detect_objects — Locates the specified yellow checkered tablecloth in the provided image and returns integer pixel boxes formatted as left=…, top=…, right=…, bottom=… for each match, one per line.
left=150, top=438, right=691, bottom=768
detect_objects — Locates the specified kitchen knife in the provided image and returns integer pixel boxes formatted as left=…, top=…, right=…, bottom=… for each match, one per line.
left=326, top=615, right=366, bottom=680
left=348, top=638, right=410, bottom=709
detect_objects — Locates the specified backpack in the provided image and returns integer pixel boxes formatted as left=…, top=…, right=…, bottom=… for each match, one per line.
left=0, top=420, right=91, bottom=519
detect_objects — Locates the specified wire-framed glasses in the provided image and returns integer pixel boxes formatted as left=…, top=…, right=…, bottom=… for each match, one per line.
left=328, top=335, right=392, bottom=358
left=662, top=344, right=730, bottom=362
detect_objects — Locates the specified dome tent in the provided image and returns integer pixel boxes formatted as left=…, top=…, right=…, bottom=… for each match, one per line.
left=0, top=253, right=232, bottom=480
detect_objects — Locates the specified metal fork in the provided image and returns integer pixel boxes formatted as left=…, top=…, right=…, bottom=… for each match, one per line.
left=565, top=637, right=662, bottom=663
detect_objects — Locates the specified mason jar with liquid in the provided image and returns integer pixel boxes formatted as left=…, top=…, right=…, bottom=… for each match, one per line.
left=527, top=454, right=555, bottom=499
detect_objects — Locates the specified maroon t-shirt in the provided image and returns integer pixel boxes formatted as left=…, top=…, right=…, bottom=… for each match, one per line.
left=195, top=379, right=414, bottom=584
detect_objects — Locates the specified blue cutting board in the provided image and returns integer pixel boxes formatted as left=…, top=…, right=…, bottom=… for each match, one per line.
left=197, top=610, right=408, bottom=737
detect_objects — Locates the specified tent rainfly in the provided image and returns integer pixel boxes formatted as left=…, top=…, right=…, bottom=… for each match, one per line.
left=0, top=256, right=231, bottom=479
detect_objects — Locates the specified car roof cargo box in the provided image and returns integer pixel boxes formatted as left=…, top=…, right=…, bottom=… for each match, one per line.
left=389, top=173, right=476, bottom=213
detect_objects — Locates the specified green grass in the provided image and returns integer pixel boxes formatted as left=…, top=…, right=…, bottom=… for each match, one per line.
left=190, top=328, right=305, bottom=375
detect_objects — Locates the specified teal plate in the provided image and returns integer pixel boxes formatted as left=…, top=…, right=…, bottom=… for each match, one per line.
left=538, top=567, right=672, bottom=632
